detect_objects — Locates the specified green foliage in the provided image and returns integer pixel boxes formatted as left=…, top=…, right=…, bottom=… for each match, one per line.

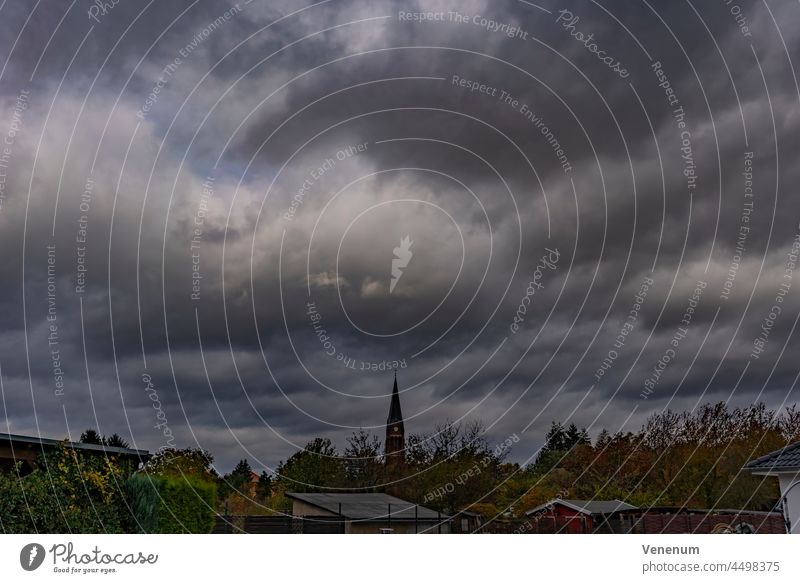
left=125, top=471, right=217, bottom=533
left=143, top=447, right=216, bottom=482
left=139, top=448, right=218, bottom=532
left=78, top=429, right=130, bottom=449
left=267, top=421, right=513, bottom=515
left=0, top=465, right=56, bottom=533
left=124, top=473, right=160, bottom=533
left=399, top=421, right=508, bottom=514
left=256, top=471, right=273, bottom=501
left=217, top=458, right=257, bottom=502
left=229, top=459, right=253, bottom=492
left=263, top=404, right=795, bottom=519
left=6, top=402, right=791, bottom=533
left=105, top=434, right=131, bottom=449
left=519, top=402, right=799, bottom=514
left=0, top=444, right=217, bottom=534
left=532, top=422, right=590, bottom=472
left=79, top=429, right=103, bottom=445
left=0, top=445, right=131, bottom=533
left=232, top=459, right=252, bottom=476
left=275, top=438, right=346, bottom=492
left=217, top=464, right=274, bottom=514
left=154, top=476, right=217, bottom=533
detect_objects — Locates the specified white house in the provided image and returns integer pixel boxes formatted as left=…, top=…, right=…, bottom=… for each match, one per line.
left=744, top=441, right=800, bottom=534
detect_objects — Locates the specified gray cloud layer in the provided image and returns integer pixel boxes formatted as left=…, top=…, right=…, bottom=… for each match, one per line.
left=1, top=0, right=799, bottom=472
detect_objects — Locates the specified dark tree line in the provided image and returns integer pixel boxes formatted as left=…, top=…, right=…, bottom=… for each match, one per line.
left=79, top=428, right=130, bottom=449
left=260, top=402, right=799, bottom=518
left=519, top=402, right=800, bottom=513
left=114, top=401, right=799, bottom=519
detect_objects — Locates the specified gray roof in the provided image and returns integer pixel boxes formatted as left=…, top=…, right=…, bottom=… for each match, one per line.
left=525, top=498, right=637, bottom=516
left=744, top=441, right=800, bottom=473
left=286, top=492, right=446, bottom=521
left=0, top=432, right=150, bottom=458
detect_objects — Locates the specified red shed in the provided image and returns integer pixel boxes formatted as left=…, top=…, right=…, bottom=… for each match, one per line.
left=525, top=498, right=636, bottom=533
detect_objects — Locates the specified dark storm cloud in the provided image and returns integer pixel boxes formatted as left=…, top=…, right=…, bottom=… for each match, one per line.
left=1, top=0, right=799, bottom=472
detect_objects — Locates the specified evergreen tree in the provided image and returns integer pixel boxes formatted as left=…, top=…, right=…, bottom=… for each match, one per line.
left=79, top=428, right=103, bottom=445
left=105, top=433, right=130, bottom=449
left=256, top=471, right=273, bottom=501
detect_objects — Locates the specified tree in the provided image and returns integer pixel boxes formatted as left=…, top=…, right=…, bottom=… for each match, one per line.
left=780, top=404, right=800, bottom=442
left=275, top=438, right=345, bottom=492
left=77, top=429, right=130, bottom=449
left=343, top=429, right=382, bottom=489
left=79, top=429, right=103, bottom=445
left=256, top=471, right=273, bottom=501
left=400, top=421, right=507, bottom=514
left=144, top=447, right=216, bottom=483
left=232, top=459, right=252, bottom=477
left=140, top=448, right=219, bottom=530
left=225, top=459, right=254, bottom=495
left=519, top=402, right=794, bottom=515
left=104, top=434, right=130, bottom=449
left=565, top=423, right=590, bottom=447
left=532, top=421, right=589, bottom=472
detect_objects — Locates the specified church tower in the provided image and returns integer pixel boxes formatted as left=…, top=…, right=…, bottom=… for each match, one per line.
left=385, top=371, right=405, bottom=466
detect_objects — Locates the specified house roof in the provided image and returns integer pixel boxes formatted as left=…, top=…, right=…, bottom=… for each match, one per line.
left=525, top=498, right=637, bottom=516
left=0, top=432, right=150, bottom=458
left=286, top=492, right=446, bottom=521
left=598, top=506, right=780, bottom=517
left=744, top=441, right=800, bottom=473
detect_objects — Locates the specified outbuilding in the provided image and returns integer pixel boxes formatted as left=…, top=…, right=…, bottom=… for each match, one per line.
left=286, top=492, right=449, bottom=534
left=524, top=498, right=636, bottom=533
left=744, top=440, right=800, bottom=533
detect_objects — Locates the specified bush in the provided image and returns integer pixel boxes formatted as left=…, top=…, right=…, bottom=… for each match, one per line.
left=124, top=472, right=217, bottom=533
left=0, top=446, right=217, bottom=534
left=0, top=445, right=131, bottom=533
left=0, top=468, right=54, bottom=533
left=125, top=473, right=160, bottom=533
left=155, top=475, right=216, bottom=533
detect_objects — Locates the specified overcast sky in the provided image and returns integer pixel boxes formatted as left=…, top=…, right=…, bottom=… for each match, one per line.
left=1, top=0, right=799, bottom=473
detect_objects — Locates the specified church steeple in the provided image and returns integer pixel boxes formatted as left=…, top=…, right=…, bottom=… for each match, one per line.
left=387, top=372, right=403, bottom=425
left=385, top=371, right=405, bottom=466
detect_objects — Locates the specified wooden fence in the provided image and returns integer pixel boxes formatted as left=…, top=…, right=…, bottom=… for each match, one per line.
left=213, top=515, right=345, bottom=534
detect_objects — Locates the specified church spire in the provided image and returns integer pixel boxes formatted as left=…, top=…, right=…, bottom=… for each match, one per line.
left=387, top=370, right=403, bottom=425
left=385, top=370, right=405, bottom=465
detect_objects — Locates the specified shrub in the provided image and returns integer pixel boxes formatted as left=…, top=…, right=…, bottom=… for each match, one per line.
left=155, top=475, right=217, bottom=533
left=143, top=447, right=216, bottom=481
left=124, top=472, right=217, bottom=533
left=0, top=445, right=131, bottom=533
left=125, top=473, right=160, bottom=533
left=0, top=467, right=54, bottom=533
